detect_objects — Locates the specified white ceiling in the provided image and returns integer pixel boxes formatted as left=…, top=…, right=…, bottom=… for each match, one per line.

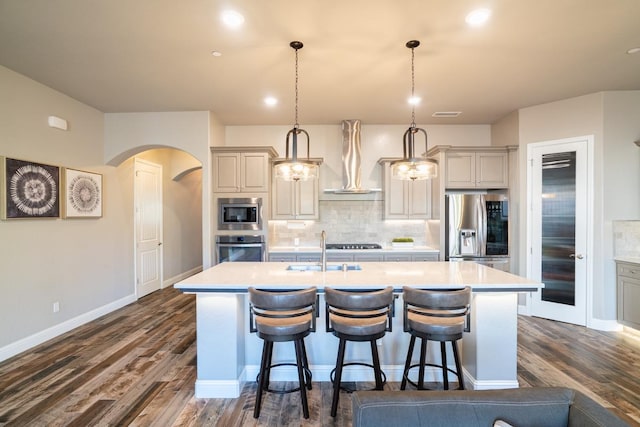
left=1, top=0, right=639, bottom=126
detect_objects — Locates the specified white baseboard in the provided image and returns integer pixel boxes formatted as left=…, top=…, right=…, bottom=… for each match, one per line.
left=0, top=293, right=136, bottom=363
left=164, top=265, right=203, bottom=288
left=195, top=379, right=243, bottom=398
left=588, top=317, right=623, bottom=332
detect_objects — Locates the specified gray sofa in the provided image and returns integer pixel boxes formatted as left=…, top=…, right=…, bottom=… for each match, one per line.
left=351, top=387, right=631, bottom=427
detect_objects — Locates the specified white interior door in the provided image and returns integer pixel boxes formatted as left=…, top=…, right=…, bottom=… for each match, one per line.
left=528, top=136, right=592, bottom=326
left=135, top=158, right=163, bottom=298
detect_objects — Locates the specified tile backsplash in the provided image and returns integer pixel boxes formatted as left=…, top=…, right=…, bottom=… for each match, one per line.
left=613, top=220, right=640, bottom=257
left=268, top=200, right=437, bottom=248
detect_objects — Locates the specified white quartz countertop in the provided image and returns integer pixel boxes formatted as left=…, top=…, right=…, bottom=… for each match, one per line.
left=615, top=256, right=640, bottom=265
left=175, top=261, right=542, bottom=293
left=268, top=246, right=439, bottom=253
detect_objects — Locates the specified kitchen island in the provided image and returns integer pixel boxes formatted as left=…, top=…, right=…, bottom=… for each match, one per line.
left=175, top=261, right=542, bottom=398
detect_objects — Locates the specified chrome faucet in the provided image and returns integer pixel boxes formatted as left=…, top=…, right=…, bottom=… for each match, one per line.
left=321, top=230, right=327, bottom=272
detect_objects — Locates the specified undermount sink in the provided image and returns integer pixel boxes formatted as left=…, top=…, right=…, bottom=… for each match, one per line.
left=286, top=264, right=362, bottom=272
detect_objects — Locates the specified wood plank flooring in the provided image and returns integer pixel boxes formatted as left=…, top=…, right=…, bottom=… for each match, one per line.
left=1, top=286, right=639, bottom=426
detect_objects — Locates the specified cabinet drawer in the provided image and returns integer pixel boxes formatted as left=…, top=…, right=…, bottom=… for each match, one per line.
left=269, top=254, right=297, bottom=262
left=384, top=254, right=412, bottom=262
left=297, top=255, right=321, bottom=262
left=412, top=253, right=439, bottom=262
left=617, top=262, right=640, bottom=279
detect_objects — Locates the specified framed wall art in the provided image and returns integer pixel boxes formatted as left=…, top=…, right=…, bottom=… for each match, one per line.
left=1, top=156, right=60, bottom=220
left=61, top=167, right=103, bottom=218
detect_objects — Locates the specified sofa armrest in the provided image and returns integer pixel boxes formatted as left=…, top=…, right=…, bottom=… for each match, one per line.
left=568, top=389, right=630, bottom=427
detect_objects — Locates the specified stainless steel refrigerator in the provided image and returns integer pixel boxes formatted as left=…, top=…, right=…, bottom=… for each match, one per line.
left=445, top=192, right=510, bottom=271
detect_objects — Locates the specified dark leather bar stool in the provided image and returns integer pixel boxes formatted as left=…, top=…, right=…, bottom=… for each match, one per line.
left=324, top=286, right=394, bottom=417
left=248, top=286, right=317, bottom=419
left=400, top=286, right=471, bottom=391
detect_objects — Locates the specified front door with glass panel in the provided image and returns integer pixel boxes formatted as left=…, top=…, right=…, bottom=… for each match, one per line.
left=529, top=136, right=591, bottom=326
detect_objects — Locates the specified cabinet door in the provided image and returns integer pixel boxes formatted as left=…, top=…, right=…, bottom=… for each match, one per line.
left=445, top=152, right=476, bottom=188
left=213, top=153, right=240, bottom=192
left=242, top=153, right=270, bottom=192
left=272, top=178, right=295, bottom=218
left=383, top=162, right=409, bottom=218
left=296, top=178, right=319, bottom=219
left=618, top=275, right=640, bottom=328
left=476, top=152, right=508, bottom=188
left=408, top=179, right=431, bottom=218
left=271, top=177, right=319, bottom=219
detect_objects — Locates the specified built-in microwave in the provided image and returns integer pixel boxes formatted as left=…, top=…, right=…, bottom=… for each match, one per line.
left=218, top=197, right=262, bottom=230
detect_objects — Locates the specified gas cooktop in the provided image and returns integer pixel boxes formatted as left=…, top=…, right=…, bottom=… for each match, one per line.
left=326, top=243, right=382, bottom=250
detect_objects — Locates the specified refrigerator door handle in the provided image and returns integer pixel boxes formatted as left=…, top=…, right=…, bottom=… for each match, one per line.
left=478, top=195, right=487, bottom=257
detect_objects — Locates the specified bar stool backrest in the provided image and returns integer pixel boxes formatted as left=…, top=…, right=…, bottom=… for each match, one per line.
left=324, top=287, right=394, bottom=333
left=402, top=286, right=471, bottom=333
left=249, top=287, right=318, bottom=333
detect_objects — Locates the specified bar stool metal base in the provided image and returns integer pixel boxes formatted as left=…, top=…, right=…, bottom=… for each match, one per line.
left=400, top=335, right=465, bottom=391
left=329, top=362, right=387, bottom=393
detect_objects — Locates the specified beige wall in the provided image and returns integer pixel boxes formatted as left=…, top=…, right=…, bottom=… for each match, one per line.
left=0, top=66, right=133, bottom=354
left=0, top=68, right=207, bottom=360
left=518, top=91, right=640, bottom=323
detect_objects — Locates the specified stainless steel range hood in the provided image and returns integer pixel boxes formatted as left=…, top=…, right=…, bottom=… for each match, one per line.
left=324, top=119, right=381, bottom=196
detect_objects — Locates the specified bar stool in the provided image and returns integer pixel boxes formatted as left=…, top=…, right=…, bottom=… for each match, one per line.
left=248, top=287, right=317, bottom=419
left=400, top=286, right=471, bottom=391
left=324, top=286, right=394, bottom=417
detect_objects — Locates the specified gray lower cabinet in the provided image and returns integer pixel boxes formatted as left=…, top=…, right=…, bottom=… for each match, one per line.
left=617, top=261, right=640, bottom=329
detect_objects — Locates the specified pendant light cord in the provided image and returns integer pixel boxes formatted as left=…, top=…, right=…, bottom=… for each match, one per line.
left=294, top=46, right=299, bottom=129
left=410, top=45, right=416, bottom=129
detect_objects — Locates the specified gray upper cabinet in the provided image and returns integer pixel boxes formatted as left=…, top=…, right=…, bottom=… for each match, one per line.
left=271, top=163, right=321, bottom=220
left=428, top=146, right=516, bottom=190
left=212, top=146, right=277, bottom=193
left=379, top=159, right=431, bottom=219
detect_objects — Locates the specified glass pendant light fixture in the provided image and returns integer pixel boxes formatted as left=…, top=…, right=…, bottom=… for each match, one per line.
left=390, top=40, right=438, bottom=181
left=273, top=41, right=319, bottom=182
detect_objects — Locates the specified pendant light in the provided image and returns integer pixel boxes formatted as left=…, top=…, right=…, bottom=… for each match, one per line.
left=273, top=41, right=319, bottom=182
left=390, top=40, right=438, bottom=181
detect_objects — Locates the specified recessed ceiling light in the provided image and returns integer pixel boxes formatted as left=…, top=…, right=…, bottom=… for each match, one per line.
left=264, top=97, right=278, bottom=107
left=211, top=50, right=222, bottom=57
left=221, top=10, right=244, bottom=29
left=627, top=47, right=640, bottom=54
left=465, top=8, right=491, bottom=27
left=408, top=96, right=421, bottom=106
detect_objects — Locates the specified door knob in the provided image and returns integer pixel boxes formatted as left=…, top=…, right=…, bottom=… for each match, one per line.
left=569, top=253, right=583, bottom=259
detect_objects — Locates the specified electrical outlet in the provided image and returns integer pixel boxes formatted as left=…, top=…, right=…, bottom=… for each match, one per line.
left=53, top=302, right=59, bottom=313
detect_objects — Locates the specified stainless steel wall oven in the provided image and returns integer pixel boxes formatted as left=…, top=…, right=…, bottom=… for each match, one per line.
left=216, top=235, right=266, bottom=263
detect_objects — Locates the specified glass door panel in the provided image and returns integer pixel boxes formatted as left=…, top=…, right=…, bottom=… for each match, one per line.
left=541, top=151, right=576, bottom=306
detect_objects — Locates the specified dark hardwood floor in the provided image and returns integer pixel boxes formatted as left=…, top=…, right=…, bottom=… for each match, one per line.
left=1, top=286, right=639, bottom=426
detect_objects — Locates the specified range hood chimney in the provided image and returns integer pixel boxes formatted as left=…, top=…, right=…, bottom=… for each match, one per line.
left=332, top=119, right=371, bottom=194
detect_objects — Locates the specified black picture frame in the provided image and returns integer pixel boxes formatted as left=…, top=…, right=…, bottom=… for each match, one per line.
left=0, top=156, right=60, bottom=219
